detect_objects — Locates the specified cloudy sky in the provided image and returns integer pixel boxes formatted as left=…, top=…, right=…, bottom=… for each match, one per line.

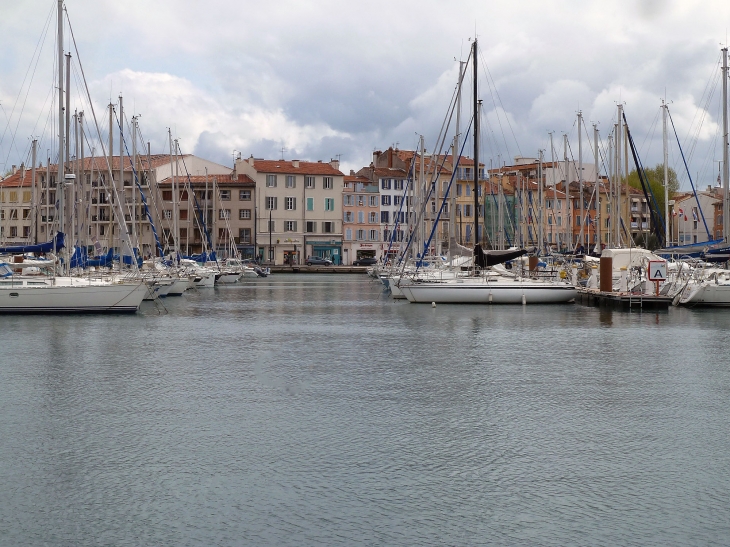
left=1, top=0, right=729, bottom=190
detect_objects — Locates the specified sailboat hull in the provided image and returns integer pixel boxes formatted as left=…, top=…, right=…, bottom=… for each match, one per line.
left=0, top=280, right=148, bottom=313
left=399, top=279, right=577, bottom=304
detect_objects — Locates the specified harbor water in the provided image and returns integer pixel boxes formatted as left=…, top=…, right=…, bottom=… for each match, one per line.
left=1, top=274, right=729, bottom=546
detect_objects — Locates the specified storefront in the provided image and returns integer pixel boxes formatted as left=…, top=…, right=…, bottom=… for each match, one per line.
left=307, top=238, right=342, bottom=265
left=355, top=243, right=377, bottom=260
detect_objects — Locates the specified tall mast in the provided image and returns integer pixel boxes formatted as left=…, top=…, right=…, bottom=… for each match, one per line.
left=131, top=115, right=138, bottom=252
left=578, top=111, right=584, bottom=251
left=549, top=132, right=556, bottom=250
left=119, top=94, right=124, bottom=259
left=31, top=139, right=37, bottom=243
left=608, top=132, right=613, bottom=247
left=169, top=130, right=178, bottom=260
left=108, top=102, right=114, bottom=251
left=538, top=149, right=543, bottom=253
left=72, top=110, right=78, bottom=248
left=662, top=100, right=670, bottom=247
left=564, top=134, right=569, bottom=251
left=616, top=106, right=623, bottom=246
left=56, top=0, right=64, bottom=262
left=79, top=111, right=85, bottom=252
left=472, top=38, right=479, bottom=249
left=722, top=47, right=729, bottom=243
left=594, top=123, right=600, bottom=253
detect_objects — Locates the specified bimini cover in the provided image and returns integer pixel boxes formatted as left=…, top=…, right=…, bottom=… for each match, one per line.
left=0, top=232, right=65, bottom=254
left=474, top=244, right=527, bottom=268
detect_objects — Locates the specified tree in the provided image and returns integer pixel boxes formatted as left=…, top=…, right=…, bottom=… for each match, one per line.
left=627, top=164, right=679, bottom=219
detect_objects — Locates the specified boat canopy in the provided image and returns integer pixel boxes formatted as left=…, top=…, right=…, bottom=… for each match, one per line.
left=0, top=232, right=65, bottom=254
left=474, top=244, right=527, bottom=268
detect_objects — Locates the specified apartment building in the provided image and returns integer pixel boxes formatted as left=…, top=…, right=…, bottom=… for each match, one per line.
left=236, top=156, right=344, bottom=265
left=157, top=172, right=256, bottom=257
left=342, top=174, right=380, bottom=264
left=0, top=165, right=34, bottom=244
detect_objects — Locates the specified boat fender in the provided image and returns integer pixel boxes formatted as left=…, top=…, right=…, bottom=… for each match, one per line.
left=522, top=294, right=526, bottom=305
left=431, top=302, right=436, bottom=308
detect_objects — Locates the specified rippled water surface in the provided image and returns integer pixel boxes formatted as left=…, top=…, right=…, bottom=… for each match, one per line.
left=1, top=274, right=730, bottom=546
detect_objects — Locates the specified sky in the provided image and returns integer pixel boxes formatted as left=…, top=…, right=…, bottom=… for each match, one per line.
left=1, top=0, right=729, bottom=190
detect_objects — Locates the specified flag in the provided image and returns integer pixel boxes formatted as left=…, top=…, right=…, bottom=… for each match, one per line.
left=684, top=215, right=688, bottom=221
left=673, top=210, right=677, bottom=217
left=678, top=208, right=684, bottom=216
left=692, top=209, right=698, bottom=221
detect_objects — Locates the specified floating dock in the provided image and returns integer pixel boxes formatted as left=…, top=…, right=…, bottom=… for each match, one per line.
left=268, top=265, right=369, bottom=274
left=577, top=288, right=673, bottom=311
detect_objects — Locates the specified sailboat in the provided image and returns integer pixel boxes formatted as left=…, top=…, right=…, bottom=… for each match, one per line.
left=0, top=0, right=147, bottom=313
left=397, top=39, right=576, bottom=304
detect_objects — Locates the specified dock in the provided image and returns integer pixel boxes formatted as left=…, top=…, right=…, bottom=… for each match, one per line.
left=577, top=288, right=673, bottom=310
left=268, top=265, right=369, bottom=274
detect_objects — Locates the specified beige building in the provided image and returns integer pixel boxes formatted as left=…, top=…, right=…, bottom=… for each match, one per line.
left=236, top=156, right=344, bottom=265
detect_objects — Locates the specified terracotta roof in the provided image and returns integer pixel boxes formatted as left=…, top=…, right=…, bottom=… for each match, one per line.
left=0, top=169, right=34, bottom=188
left=246, top=159, right=343, bottom=176
left=372, top=167, right=407, bottom=178
left=344, top=175, right=371, bottom=183
left=158, top=173, right=254, bottom=187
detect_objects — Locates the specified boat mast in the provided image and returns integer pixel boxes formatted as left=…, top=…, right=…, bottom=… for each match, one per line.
left=472, top=38, right=479, bottom=250
left=662, top=100, right=670, bottom=247
left=537, top=149, right=543, bottom=253
left=616, top=105, right=623, bottom=246
left=169, top=130, right=178, bottom=261
left=31, top=139, right=37, bottom=244
left=119, top=94, right=124, bottom=262
left=722, top=47, right=729, bottom=243
left=564, top=134, right=569, bottom=251
left=131, top=115, right=138, bottom=254
left=594, top=123, right=600, bottom=253
left=108, top=102, right=113, bottom=252
left=578, top=111, right=584, bottom=252
left=55, top=0, right=64, bottom=265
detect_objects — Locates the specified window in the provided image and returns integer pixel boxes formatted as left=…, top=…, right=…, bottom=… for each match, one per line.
left=163, top=210, right=172, bottom=220
left=219, top=209, right=230, bottom=219
left=285, top=220, right=297, bottom=232
left=358, top=211, right=364, bottom=223
left=466, top=185, right=471, bottom=197
left=381, top=195, right=391, bottom=206
left=323, top=177, right=333, bottom=189
left=457, top=184, right=462, bottom=197
left=394, top=196, right=401, bottom=206
left=9, top=191, right=18, bottom=202
left=356, top=229, right=365, bottom=240
left=239, top=209, right=251, bottom=220
left=369, top=229, right=378, bottom=241
left=307, top=197, right=314, bottom=211
left=322, top=221, right=334, bottom=233
left=576, top=215, right=581, bottom=226
left=344, top=195, right=354, bottom=206
left=305, top=221, right=316, bottom=233
left=557, top=200, right=562, bottom=210
left=266, top=196, right=277, bottom=210
left=218, top=228, right=228, bottom=241
left=180, top=190, right=188, bottom=201
left=266, top=174, right=277, bottom=187
left=162, top=190, right=172, bottom=201
left=180, top=210, right=188, bottom=220
left=357, top=195, right=365, bottom=206
left=464, top=204, right=472, bottom=217
left=22, top=209, right=30, bottom=219
left=394, top=180, right=403, bottom=191
left=369, top=212, right=377, bottom=223
left=22, top=191, right=31, bottom=203
left=381, top=179, right=391, bottom=190
left=546, top=199, right=553, bottom=209
left=220, top=190, right=231, bottom=201
left=239, top=190, right=251, bottom=200
left=239, top=228, right=251, bottom=243
left=305, top=176, right=315, bottom=188
left=23, top=226, right=30, bottom=237
left=345, top=228, right=352, bottom=240
left=285, top=197, right=296, bottom=210
left=267, top=220, right=275, bottom=232
left=10, top=226, right=17, bottom=237
left=548, top=216, right=553, bottom=225
left=344, top=211, right=354, bottom=222
left=324, top=198, right=335, bottom=211
left=286, top=175, right=296, bottom=188
left=369, top=195, right=378, bottom=207
left=381, top=211, right=390, bottom=223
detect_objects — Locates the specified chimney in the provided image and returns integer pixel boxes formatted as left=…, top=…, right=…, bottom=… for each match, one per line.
left=373, top=150, right=381, bottom=166
left=248, top=154, right=255, bottom=167
left=329, top=159, right=339, bottom=171
left=292, top=160, right=299, bottom=168
left=11, top=165, right=17, bottom=175
left=350, top=169, right=355, bottom=176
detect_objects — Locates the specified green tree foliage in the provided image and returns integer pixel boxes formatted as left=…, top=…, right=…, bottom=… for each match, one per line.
left=627, top=164, right=679, bottom=221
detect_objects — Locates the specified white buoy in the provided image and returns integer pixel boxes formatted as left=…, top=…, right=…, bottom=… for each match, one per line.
left=431, top=302, right=436, bottom=308
left=488, top=292, right=493, bottom=303
left=522, top=294, right=526, bottom=305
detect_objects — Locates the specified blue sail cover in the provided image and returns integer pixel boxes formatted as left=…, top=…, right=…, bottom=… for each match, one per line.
left=0, top=232, right=65, bottom=254
left=70, top=246, right=115, bottom=269
left=183, top=251, right=217, bottom=263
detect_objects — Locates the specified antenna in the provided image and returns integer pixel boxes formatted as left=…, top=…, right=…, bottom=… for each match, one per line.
left=280, top=147, right=285, bottom=160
